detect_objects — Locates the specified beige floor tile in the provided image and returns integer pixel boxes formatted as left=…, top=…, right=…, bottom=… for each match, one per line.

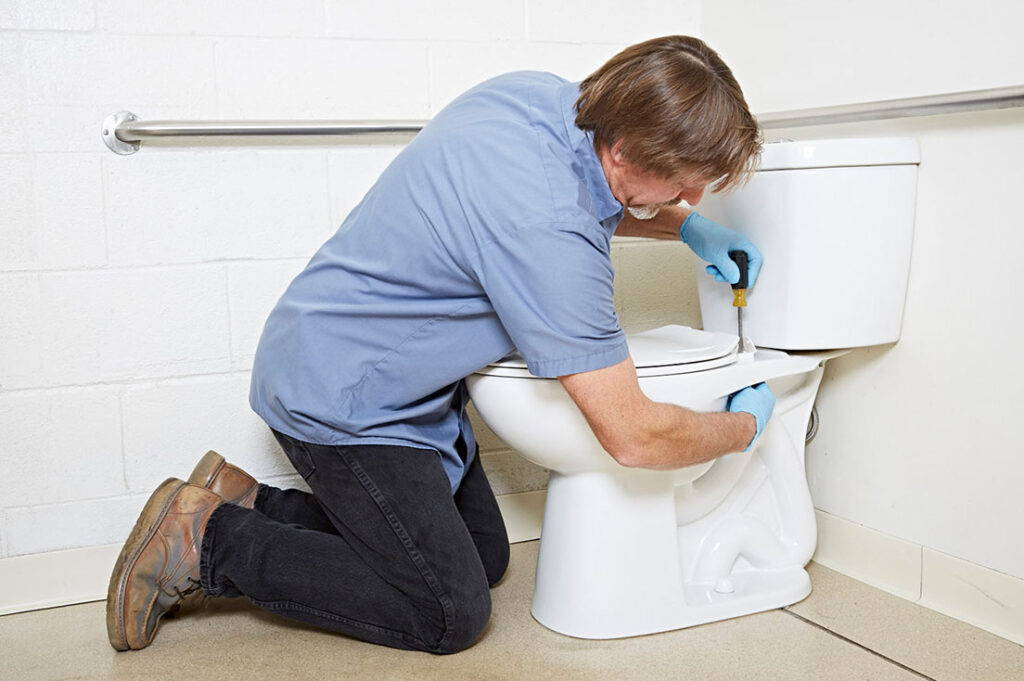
left=789, top=562, right=1024, bottom=681
left=2, top=542, right=940, bottom=681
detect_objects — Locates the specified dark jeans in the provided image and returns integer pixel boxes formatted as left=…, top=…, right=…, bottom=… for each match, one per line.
left=198, top=430, right=510, bottom=654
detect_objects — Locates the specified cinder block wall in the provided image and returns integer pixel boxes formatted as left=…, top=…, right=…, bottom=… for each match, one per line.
left=0, top=1, right=702, bottom=560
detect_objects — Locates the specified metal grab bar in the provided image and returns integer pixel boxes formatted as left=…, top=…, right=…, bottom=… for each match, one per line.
left=101, top=111, right=427, bottom=154
left=757, top=84, right=1024, bottom=128
left=102, top=84, right=1024, bottom=155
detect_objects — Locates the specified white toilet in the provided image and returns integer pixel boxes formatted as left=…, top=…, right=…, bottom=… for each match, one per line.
left=467, top=137, right=920, bottom=639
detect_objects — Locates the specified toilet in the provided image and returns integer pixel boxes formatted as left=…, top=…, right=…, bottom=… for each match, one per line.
left=466, top=137, right=920, bottom=639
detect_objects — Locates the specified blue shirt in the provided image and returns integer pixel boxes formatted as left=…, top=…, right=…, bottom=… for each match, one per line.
left=250, top=72, right=629, bottom=490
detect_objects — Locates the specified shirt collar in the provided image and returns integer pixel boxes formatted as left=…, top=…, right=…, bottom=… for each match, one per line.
left=559, top=82, right=623, bottom=224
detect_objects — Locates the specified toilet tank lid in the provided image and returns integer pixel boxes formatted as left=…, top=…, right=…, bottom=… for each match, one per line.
left=487, top=325, right=738, bottom=372
left=757, top=137, right=920, bottom=171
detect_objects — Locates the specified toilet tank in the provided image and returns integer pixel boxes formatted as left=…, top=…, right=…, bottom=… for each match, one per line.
left=696, top=137, right=920, bottom=350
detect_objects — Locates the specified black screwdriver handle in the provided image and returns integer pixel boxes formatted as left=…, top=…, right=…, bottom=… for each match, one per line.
left=729, top=250, right=748, bottom=289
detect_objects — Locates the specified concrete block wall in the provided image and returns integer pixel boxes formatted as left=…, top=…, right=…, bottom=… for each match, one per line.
left=0, top=1, right=703, bottom=559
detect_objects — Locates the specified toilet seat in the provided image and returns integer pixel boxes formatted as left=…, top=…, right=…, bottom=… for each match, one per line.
left=476, top=325, right=739, bottom=378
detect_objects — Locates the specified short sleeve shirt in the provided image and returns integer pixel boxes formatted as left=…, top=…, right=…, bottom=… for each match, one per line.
left=249, top=72, right=628, bottom=490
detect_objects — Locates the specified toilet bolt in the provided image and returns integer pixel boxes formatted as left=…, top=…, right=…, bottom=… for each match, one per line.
left=714, top=578, right=735, bottom=594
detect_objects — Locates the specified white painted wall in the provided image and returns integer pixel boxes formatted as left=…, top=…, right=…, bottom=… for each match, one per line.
left=0, top=1, right=703, bottom=560
left=702, top=1, right=1024, bottom=581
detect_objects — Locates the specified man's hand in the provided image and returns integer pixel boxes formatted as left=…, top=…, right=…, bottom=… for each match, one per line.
left=680, top=212, right=763, bottom=288
left=726, top=383, right=775, bottom=451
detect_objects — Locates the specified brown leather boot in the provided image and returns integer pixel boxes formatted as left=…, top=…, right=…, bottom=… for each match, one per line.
left=162, top=452, right=259, bottom=620
left=187, top=450, right=258, bottom=509
left=106, top=479, right=223, bottom=651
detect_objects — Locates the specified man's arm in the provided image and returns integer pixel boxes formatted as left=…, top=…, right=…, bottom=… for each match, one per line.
left=614, top=205, right=692, bottom=240
left=558, top=356, right=755, bottom=469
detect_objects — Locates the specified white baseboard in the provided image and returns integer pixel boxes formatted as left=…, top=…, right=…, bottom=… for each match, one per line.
left=0, top=490, right=547, bottom=617
left=812, top=509, right=1024, bottom=646
left=812, top=509, right=923, bottom=601
left=0, top=543, right=122, bottom=616
left=495, top=489, right=545, bottom=543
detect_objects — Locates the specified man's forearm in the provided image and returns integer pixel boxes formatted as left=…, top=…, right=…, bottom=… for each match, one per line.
left=614, top=205, right=692, bottom=240
left=622, top=403, right=755, bottom=470
left=560, top=358, right=756, bottom=470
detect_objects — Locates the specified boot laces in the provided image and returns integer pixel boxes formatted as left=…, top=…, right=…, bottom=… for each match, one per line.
left=172, top=577, right=202, bottom=604
left=166, top=578, right=211, bottom=617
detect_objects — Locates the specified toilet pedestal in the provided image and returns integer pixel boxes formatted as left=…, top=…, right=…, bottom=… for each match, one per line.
left=528, top=364, right=826, bottom=639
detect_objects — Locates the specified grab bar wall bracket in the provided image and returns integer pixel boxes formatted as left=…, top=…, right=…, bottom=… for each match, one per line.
left=102, top=111, right=142, bottom=155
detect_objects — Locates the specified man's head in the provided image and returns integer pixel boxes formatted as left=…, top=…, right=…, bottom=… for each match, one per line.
left=575, top=35, right=761, bottom=213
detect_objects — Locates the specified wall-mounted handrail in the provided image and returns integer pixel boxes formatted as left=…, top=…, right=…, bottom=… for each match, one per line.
left=756, top=84, right=1024, bottom=128
left=102, top=84, right=1024, bottom=155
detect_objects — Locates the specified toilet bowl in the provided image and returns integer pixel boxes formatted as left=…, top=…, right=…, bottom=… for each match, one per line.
left=469, top=327, right=840, bottom=638
left=467, top=137, right=920, bottom=639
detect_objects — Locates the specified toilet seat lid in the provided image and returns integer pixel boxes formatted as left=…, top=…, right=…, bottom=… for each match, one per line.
left=478, top=325, right=739, bottom=378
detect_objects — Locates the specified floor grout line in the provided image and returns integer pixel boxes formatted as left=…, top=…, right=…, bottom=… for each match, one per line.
left=782, top=609, right=938, bottom=681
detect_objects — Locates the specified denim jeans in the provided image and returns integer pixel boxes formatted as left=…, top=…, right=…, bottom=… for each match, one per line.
left=198, top=430, right=510, bottom=654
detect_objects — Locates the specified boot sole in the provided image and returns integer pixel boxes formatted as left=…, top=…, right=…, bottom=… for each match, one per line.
left=187, top=450, right=226, bottom=488
left=106, top=477, right=187, bottom=651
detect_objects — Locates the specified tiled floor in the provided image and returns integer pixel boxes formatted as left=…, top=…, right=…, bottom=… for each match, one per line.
left=3, top=541, right=1022, bottom=681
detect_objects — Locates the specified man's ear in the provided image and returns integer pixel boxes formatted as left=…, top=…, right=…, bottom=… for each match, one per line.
left=609, top=139, right=627, bottom=165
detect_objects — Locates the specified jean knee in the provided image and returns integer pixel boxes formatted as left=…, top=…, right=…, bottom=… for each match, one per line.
left=484, top=541, right=510, bottom=587
left=432, top=587, right=492, bottom=654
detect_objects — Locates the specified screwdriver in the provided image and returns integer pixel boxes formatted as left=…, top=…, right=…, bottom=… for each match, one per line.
left=728, top=250, right=748, bottom=350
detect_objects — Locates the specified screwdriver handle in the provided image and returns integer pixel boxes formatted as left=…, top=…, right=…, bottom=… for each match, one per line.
left=729, top=251, right=748, bottom=308
left=729, top=250, right=748, bottom=290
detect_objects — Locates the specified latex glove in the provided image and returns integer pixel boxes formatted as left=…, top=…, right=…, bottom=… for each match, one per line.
left=680, top=212, right=763, bottom=288
left=727, top=383, right=776, bottom=452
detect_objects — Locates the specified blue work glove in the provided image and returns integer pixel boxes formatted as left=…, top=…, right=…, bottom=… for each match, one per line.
left=680, top=212, right=763, bottom=288
left=727, top=383, right=776, bottom=451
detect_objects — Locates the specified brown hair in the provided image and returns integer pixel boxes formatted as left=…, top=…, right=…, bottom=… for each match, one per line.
left=575, top=35, right=761, bottom=192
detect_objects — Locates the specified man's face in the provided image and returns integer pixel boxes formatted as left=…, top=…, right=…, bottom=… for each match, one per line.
left=599, top=141, right=711, bottom=219
left=625, top=174, right=707, bottom=219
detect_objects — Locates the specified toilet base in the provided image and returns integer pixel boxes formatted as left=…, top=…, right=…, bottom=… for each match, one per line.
left=468, top=346, right=838, bottom=640
left=532, top=567, right=811, bottom=639
left=522, top=363, right=826, bottom=640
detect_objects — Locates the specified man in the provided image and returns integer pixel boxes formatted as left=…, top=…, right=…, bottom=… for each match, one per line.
left=107, top=35, right=774, bottom=654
